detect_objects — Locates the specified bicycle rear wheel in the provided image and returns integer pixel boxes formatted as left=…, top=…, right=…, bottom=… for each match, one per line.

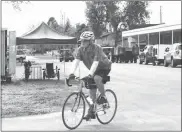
left=62, top=92, right=85, bottom=130
left=96, top=89, right=117, bottom=124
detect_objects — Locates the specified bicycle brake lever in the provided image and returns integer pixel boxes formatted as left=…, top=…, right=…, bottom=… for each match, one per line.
left=75, top=77, right=79, bottom=80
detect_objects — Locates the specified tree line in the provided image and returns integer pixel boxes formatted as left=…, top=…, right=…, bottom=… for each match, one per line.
left=8, top=1, right=150, bottom=50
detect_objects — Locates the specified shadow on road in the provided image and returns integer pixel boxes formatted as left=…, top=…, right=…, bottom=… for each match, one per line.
left=22, top=79, right=65, bottom=84
left=66, top=122, right=130, bottom=131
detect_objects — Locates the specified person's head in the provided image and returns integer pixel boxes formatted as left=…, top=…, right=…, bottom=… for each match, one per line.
left=79, top=31, right=95, bottom=48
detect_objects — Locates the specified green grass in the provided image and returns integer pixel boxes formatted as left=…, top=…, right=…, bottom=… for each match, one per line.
left=1, top=79, right=75, bottom=118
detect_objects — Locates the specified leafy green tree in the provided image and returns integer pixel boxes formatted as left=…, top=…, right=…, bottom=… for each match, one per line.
left=63, top=18, right=77, bottom=37
left=103, top=1, right=122, bottom=31
left=64, top=18, right=71, bottom=32
left=122, top=1, right=150, bottom=30
left=85, top=1, right=107, bottom=38
left=85, top=1, right=150, bottom=47
left=75, top=23, right=90, bottom=40
left=47, top=17, right=64, bottom=33
left=47, top=17, right=76, bottom=37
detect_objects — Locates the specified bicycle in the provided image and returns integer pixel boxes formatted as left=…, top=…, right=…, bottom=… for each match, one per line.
left=62, top=75, right=117, bottom=130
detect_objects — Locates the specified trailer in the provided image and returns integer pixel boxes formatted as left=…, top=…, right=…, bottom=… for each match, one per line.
left=1, top=29, right=16, bottom=82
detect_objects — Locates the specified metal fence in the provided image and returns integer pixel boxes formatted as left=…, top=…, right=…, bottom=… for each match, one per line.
left=29, top=66, right=42, bottom=80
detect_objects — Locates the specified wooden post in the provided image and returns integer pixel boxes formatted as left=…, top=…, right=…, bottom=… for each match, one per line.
left=158, top=32, right=160, bottom=58
left=79, top=63, right=80, bottom=78
left=172, top=30, right=173, bottom=45
left=138, top=35, right=140, bottom=50
left=159, top=32, right=160, bottom=45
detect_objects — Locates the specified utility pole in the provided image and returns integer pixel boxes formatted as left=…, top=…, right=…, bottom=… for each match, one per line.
left=60, top=10, right=64, bottom=33
left=160, top=6, right=163, bottom=24
left=64, top=12, right=66, bottom=27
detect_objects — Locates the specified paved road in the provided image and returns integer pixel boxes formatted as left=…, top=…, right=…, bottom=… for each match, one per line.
left=2, top=55, right=181, bottom=131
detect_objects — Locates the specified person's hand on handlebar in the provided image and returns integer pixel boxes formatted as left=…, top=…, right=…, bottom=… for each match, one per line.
left=87, top=74, right=93, bottom=78
left=69, top=73, right=76, bottom=80
left=82, top=74, right=93, bottom=81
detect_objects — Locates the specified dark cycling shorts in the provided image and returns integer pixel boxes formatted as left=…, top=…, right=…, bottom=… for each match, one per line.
left=94, top=69, right=111, bottom=78
left=86, top=69, right=111, bottom=89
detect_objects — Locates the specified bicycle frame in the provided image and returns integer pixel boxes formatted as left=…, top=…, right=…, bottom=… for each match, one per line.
left=66, top=77, right=109, bottom=113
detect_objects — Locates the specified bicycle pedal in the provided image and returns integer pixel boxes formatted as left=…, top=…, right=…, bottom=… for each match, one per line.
left=83, top=115, right=95, bottom=121
left=83, top=118, right=91, bottom=121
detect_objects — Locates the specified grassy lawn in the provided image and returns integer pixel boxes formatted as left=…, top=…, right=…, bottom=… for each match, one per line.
left=1, top=79, right=76, bottom=118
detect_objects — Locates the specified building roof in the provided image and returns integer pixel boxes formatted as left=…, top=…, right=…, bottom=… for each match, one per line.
left=16, top=22, right=77, bottom=45
left=129, top=24, right=161, bottom=30
left=100, top=32, right=115, bottom=38
left=122, top=23, right=181, bottom=37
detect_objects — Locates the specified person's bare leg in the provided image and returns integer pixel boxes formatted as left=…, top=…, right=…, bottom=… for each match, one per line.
left=84, top=75, right=105, bottom=120
left=94, top=75, right=105, bottom=96
left=89, top=89, right=97, bottom=103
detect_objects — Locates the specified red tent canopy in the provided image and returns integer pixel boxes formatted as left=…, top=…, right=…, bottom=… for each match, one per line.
left=16, top=22, right=77, bottom=45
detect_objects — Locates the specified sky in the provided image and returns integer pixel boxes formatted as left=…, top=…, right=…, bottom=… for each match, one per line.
left=2, top=1, right=181, bottom=36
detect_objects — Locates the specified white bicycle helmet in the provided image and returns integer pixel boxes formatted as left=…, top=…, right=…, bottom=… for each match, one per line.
left=79, top=31, right=95, bottom=41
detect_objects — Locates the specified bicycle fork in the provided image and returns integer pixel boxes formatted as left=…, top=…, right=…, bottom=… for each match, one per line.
left=71, top=93, right=82, bottom=112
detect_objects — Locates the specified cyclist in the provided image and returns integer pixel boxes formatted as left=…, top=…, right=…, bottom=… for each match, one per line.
left=69, top=31, right=112, bottom=121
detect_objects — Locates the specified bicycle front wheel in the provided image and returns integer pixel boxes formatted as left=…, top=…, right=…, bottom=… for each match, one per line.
left=62, top=92, right=85, bottom=130
left=96, top=89, right=117, bottom=124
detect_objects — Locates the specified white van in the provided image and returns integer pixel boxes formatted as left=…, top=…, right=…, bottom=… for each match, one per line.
left=152, top=44, right=172, bottom=65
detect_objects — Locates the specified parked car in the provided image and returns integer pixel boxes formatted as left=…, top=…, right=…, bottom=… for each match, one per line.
left=164, top=43, right=181, bottom=67
left=139, top=45, right=153, bottom=64
left=16, top=50, right=26, bottom=62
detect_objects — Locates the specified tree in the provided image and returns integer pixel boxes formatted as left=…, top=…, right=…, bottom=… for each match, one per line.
left=64, top=18, right=71, bottom=32
left=47, top=17, right=76, bottom=37
left=85, top=1, right=107, bottom=38
left=5, top=1, right=30, bottom=11
left=47, top=17, right=64, bottom=33
left=75, top=23, right=90, bottom=40
left=122, top=1, right=150, bottom=30
left=103, top=1, right=122, bottom=31
left=85, top=1, right=150, bottom=47
left=64, top=25, right=77, bottom=37
left=100, top=1, right=124, bottom=46
left=64, top=18, right=76, bottom=36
